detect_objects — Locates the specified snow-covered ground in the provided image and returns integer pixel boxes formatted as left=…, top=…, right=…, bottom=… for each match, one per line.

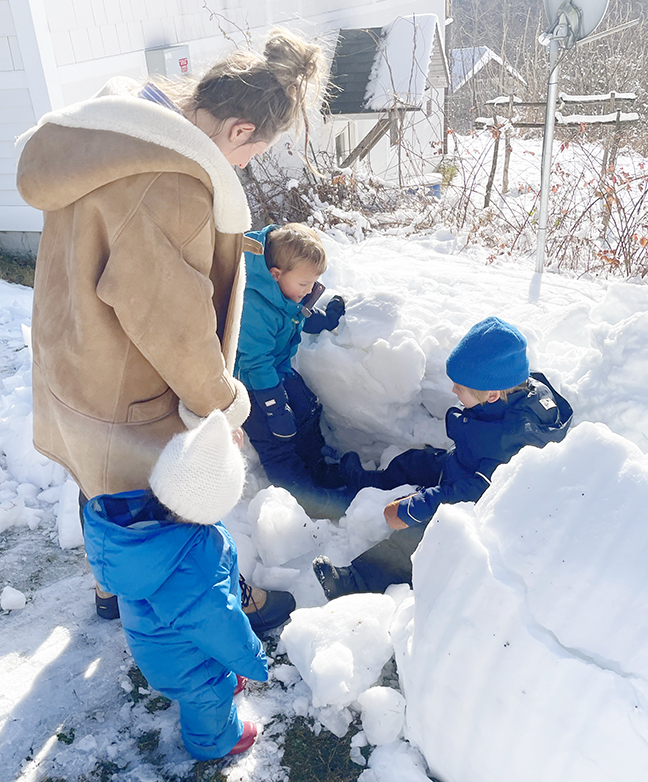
left=2, top=136, right=648, bottom=782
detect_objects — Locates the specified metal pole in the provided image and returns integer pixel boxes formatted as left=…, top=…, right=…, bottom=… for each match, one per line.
left=535, top=37, right=560, bottom=273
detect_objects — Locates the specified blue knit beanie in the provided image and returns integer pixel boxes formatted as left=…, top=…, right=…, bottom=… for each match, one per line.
left=446, top=317, right=529, bottom=391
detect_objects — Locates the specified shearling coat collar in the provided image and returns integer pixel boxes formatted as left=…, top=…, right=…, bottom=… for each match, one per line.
left=16, top=77, right=251, bottom=234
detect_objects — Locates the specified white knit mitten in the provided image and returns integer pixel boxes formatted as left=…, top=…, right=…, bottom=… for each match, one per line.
left=150, top=408, right=245, bottom=525
left=179, top=378, right=251, bottom=431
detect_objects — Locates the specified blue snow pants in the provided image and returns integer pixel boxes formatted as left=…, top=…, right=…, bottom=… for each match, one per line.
left=120, top=601, right=242, bottom=760
left=243, top=371, right=352, bottom=519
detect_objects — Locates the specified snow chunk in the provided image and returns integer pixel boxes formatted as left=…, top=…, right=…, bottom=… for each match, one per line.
left=357, top=686, right=406, bottom=745
left=341, top=485, right=417, bottom=558
left=396, top=422, right=648, bottom=782
left=57, top=479, right=84, bottom=549
left=248, top=486, right=318, bottom=567
left=281, top=593, right=396, bottom=708
left=0, top=497, right=25, bottom=532
left=358, top=740, right=430, bottom=782
left=1, top=585, right=26, bottom=611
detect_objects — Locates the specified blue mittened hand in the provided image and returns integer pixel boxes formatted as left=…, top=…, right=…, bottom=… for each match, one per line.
left=325, top=295, right=345, bottom=328
left=253, top=384, right=296, bottom=439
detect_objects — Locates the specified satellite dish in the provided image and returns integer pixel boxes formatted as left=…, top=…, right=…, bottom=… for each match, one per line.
left=544, top=0, right=609, bottom=45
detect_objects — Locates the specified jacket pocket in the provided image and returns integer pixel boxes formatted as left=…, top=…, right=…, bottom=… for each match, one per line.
left=127, top=386, right=176, bottom=423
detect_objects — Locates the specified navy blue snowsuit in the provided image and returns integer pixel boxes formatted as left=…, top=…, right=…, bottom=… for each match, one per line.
left=349, top=373, right=573, bottom=592
left=83, top=490, right=268, bottom=760
left=235, top=225, right=350, bottom=518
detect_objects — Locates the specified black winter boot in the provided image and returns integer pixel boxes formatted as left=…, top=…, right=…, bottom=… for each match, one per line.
left=338, top=451, right=376, bottom=492
left=312, top=556, right=361, bottom=600
left=95, top=585, right=120, bottom=620
left=239, top=576, right=296, bottom=632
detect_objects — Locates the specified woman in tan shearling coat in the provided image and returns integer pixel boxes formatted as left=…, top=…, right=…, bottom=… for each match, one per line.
left=16, top=29, right=324, bottom=624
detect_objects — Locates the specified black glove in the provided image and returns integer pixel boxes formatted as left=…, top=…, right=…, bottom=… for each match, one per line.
left=303, top=295, right=346, bottom=334
left=325, top=295, right=345, bottom=328
left=253, top=384, right=296, bottom=439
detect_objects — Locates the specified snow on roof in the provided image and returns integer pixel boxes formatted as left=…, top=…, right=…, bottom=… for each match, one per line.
left=364, top=14, right=440, bottom=112
left=451, top=46, right=526, bottom=93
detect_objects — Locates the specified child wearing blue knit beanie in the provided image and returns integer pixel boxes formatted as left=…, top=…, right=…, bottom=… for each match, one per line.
left=446, top=316, right=529, bottom=391
left=313, top=316, right=574, bottom=600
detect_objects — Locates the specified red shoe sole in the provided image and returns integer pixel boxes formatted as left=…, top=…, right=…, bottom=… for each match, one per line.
left=227, top=722, right=257, bottom=755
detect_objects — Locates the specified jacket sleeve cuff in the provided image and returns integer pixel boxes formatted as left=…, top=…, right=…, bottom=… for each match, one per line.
left=179, top=379, right=251, bottom=431
left=397, top=488, right=441, bottom=525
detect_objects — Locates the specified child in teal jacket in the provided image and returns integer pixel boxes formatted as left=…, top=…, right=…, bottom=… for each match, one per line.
left=235, top=223, right=350, bottom=519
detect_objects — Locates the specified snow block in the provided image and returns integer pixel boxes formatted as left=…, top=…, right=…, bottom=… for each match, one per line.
left=395, top=421, right=648, bottom=782
left=281, top=593, right=396, bottom=708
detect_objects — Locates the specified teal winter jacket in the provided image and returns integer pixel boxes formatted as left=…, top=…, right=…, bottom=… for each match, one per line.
left=235, top=225, right=306, bottom=390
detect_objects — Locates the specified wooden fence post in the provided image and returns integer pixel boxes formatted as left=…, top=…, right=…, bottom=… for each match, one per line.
left=484, top=107, right=500, bottom=208
left=502, top=94, right=514, bottom=194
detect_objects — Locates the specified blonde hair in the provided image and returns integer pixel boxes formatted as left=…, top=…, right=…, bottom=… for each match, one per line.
left=190, top=28, right=325, bottom=144
left=455, top=381, right=528, bottom=405
left=267, top=223, right=327, bottom=274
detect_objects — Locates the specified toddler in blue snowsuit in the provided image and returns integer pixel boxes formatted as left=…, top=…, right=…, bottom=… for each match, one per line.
left=313, top=316, right=573, bottom=598
left=235, top=223, right=350, bottom=519
left=83, top=407, right=268, bottom=760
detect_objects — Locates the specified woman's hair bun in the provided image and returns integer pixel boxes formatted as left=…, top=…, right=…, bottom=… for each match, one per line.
left=263, top=27, right=326, bottom=100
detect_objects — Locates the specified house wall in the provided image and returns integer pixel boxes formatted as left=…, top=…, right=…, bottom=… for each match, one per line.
left=1, top=0, right=444, bottom=245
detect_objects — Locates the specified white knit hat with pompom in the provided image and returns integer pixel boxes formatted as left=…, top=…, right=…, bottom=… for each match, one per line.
left=149, top=408, right=245, bottom=525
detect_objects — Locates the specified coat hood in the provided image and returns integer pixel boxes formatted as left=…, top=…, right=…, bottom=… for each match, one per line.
left=83, top=490, right=207, bottom=601
left=16, top=77, right=250, bottom=233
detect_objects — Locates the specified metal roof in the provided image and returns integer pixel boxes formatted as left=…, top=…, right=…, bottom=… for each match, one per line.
left=326, top=18, right=449, bottom=115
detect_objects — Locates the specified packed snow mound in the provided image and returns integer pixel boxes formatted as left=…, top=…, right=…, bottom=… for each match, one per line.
left=358, top=739, right=431, bottom=782
left=340, top=484, right=418, bottom=557
left=281, top=593, right=396, bottom=708
left=56, top=479, right=83, bottom=549
left=394, top=421, right=648, bottom=782
left=357, top=686, right=406, bottom=745
left=247, top=486, right=316, bottom=567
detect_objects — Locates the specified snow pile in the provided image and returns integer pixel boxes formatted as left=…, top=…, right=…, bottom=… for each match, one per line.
left=297, top=289, right=445, bottom=453
left=56, top=479, right=83, bottom=549
left=340, top=485, right=418, bottom=556
left=248, top=486, right=317, bottom=567
left=0, top=322, right=64, bottom=491
left=357, top=686, right=406, bottom=745
left=395, top=421, right=648, bottom=782
left=562, top=285, right=648, bottom=452
left=281, top=593, right=396, bottom=707
left=357, top=740, right=430, bottom=782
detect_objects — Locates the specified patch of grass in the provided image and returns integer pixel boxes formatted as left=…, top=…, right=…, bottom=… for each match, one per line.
left=185, top=762, right=227, bottom=782
left=281, top=717, right=364, bottom=782
left=136, top=729, right=160, bottom=754
left=127, top=665, right=150, bottom=703
left=78, top=759, right=127, bottom=782
left=56, top=727, right=75, bottom=745
left=0, top=251, right=35, bottom=287
left=146, top=695, right=172, bottom=713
